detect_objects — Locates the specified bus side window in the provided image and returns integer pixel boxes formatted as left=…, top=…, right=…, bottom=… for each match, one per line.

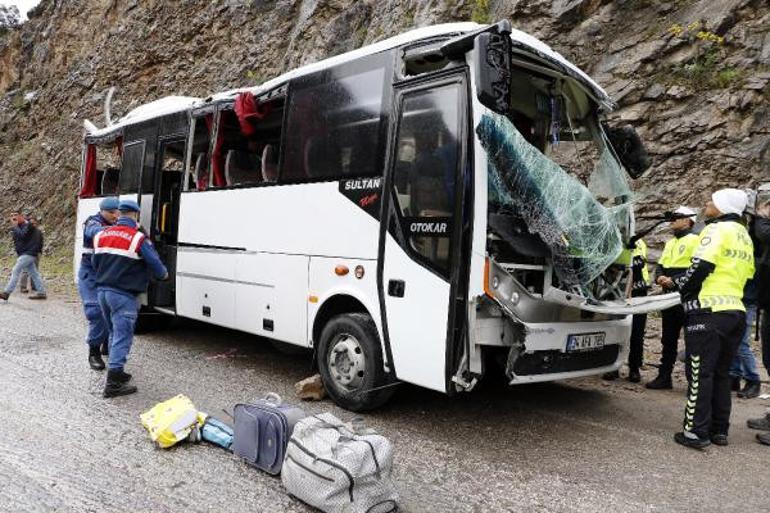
left=120, top=141, right=145, bottom=194
left=392, top=85, right=461, bottom=275
left=282, top=66, right=386, bottom=182
left=187, top=116, right=211, bottom=191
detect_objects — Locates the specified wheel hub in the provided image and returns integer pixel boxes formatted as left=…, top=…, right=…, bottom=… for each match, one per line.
left=328, top=334, right=366, bottom=390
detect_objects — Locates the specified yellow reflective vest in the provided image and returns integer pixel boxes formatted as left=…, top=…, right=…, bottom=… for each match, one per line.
left=617, top=239, right=649, bottom=291
left=691, top=220, right=754, bottom=312
left=659, top=232, right=699, bottom=271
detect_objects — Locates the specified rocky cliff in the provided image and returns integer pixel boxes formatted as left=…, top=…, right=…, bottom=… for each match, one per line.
left=0, top=0, right=767, bottom=251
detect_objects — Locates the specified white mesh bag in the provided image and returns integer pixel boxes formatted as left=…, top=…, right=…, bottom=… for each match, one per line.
left=281, top=413, right=398, bottom=513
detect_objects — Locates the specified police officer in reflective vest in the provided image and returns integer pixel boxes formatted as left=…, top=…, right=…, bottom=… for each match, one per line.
left=647, top=206, right=699, bottom=389
left=93, top=200, right=168, bottom=398
left=604, top=238, right=649, bottom=383
left=659, top=189, right=754, bottom=449
left=79, top=197, right=120, bottom=371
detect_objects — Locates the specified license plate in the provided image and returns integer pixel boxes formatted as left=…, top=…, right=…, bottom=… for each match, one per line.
left=566, top=332, right=605, bottom=352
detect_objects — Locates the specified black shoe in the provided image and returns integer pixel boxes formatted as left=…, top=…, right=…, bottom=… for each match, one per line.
left=757, top=433, right=770, bottom=446
left=674, top=432, right=710, bottom=450
left=602, top=371, right=620, bottom=381
left=28, top=293, right=47, bottom=300
left=747, top=413, right=770, bottom=431
left=112, top=369, right=132, bottom=383
left=0, top=292, right=8, bottom=301
left=646, top=374, right=673, bottom=390
left=103, top=370, right=137, bottom=398
left=100, top=341, right=109, bottom=356
left=710, top=433, right=729, bottom=446
left=738, top=381, right=761, bottom=399
left=628, top=368, right=641, bottom=383
left=731, top=376, right=742, bottom=392
left=88, top=347, right=105, bottom=371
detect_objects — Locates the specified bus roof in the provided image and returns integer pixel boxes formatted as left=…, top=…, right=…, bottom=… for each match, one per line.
left=86, top=22, right=611, bottom=140
left=205, top=22, right=610, bottom=107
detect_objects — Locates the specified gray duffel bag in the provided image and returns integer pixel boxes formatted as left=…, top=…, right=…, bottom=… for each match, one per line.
left=282, top=413, right=398, bottom=513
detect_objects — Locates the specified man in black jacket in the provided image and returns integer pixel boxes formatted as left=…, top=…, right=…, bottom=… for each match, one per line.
left=746, top=186, right=770, bottom=444
left=0, top=212, right=47, bottom=301
left=19, top=214, right=43, bottom=294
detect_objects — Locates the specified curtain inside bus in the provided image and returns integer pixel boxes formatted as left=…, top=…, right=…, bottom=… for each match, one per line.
left=79, top=144, right=97, bottom=198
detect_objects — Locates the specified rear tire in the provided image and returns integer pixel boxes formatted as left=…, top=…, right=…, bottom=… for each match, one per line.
left=317, top=313, right=395, bottom=412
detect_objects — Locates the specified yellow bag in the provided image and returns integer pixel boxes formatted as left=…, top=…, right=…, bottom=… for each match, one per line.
left=140, top=394, right=206, bottom=449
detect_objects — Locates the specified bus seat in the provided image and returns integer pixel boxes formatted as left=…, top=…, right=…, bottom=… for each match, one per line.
left=262, top=145, right=278, bottom=182
left=225, top=149, right=261, bottom=186
left=304, top=136, right=341, bottom=178
left=194, top=153, right=208, bottom=190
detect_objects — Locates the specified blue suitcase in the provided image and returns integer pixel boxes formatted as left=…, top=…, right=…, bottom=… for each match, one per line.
left=233, top=393, right=307, bottom=475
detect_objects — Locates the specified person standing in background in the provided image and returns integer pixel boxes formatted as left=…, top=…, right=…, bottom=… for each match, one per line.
left=19, top=214, right=43, bottom=294
left=647, top=207, right=699, bottom=390
left=0, top=211, right=47, bottom=301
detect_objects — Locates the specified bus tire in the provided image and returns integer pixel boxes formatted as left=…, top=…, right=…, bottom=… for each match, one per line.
left=317, top=313, right=395, bottom=412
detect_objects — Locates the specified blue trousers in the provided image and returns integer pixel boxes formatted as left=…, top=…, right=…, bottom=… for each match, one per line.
left=4, top=254, right=46, bottom=295
left=729, top=304, right=760, bottom=382
left=98, top=289, right=140, bottom=371
left=77, top=265, right=108, bottom=349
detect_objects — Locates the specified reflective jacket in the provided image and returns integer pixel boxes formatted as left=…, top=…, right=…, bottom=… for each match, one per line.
left=93, top=217, right=167, bottom=295
left=676, top=215, right=754, bottom=313
left=617, top=239, right=649, bottom=294
left=658, top=230, right=699, bottom=280
left=81, top=213, right=111, bottom=270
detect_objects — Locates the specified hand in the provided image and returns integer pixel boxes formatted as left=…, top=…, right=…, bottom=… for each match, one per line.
left=758, top=203, right=770, bottom=218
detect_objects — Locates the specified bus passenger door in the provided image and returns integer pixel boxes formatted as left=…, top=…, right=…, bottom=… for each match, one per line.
left=147, top=136, right=186, bottom=309
left=380, top=78, right=469, bottom=393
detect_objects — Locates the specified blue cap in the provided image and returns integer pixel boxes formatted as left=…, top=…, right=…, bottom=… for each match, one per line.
left=118, top=199, right=141, bottom=213
left=99, top=197, right=120, bottom=211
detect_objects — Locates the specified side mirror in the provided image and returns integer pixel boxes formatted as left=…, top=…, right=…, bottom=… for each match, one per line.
left=472, top=31, right=512, bottom=115
left=603, top=123, right=651, bottom=179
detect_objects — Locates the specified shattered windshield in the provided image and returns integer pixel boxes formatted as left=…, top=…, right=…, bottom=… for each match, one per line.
left=477, top=111, right=633, bottom=289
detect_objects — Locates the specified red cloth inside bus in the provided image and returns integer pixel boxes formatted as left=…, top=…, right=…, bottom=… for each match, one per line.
left=79, top=144, right=98, bottom=198
left=234, top=92, right=271, bottom=137
left=205, top=114, right=226, bottom=188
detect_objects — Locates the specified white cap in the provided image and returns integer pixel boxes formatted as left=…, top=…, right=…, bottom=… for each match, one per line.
left=673, top=206, right=697, bottom=218
left=712, top=188, right=748, bottom=216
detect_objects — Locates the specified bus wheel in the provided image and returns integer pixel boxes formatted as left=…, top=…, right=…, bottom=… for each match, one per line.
left=317, top=313, right=395, bottom=412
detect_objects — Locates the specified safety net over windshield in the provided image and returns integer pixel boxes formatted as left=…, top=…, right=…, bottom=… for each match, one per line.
left=477, top=112, right=632, bottom=288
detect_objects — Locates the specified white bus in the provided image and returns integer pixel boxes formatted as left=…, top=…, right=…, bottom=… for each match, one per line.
left=75, top=21, right=677, bottom=411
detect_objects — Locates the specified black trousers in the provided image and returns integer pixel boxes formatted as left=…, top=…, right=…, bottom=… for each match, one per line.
left=761, top=309, right=770, bottom=375
left=682, top=310, right=745, bottom=438
left=658, top=304, right=685, bottom=376
left=628, top=313, right=647, bottom=371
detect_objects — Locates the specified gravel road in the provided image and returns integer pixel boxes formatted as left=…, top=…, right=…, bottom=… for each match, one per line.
left=1, top=296, right=769, bottom=513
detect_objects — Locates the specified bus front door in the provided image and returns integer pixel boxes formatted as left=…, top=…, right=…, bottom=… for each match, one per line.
left=147, top=136, right=186, bottom=309
left=380, top=77, right=469, bottom=393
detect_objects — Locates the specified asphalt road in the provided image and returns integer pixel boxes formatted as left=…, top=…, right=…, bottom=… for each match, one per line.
left=1, top=296, right=769, bottom=513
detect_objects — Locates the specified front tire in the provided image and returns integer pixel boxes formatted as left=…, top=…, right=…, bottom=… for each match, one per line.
left=317, top=313, right=395, bottom=412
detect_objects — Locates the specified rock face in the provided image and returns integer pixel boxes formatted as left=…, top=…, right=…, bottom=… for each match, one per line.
left=0, top=0, right=767, bottom=250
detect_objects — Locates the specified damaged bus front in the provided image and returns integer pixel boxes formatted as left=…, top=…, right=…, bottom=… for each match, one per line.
left=449, top=22, right=679, bottom=388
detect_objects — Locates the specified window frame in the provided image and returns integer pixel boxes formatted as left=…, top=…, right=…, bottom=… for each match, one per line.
left=386, top=71, right=469, bottom=280
left=120, top=139, right=146, bottom=195
left=278, top=52, right=393, bottom=186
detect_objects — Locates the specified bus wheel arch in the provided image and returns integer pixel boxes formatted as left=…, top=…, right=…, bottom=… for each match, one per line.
left=315, top=306, right=396, bottom=412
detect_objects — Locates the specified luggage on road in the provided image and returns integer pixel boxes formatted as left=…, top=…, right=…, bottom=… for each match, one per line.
left=140, top=394, right=205, bottom=449
left=233, top=392, right=306, bottom=475
left=282, top=413, right=398, bottom=513
left=201, top=416, right=234, bottom=450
